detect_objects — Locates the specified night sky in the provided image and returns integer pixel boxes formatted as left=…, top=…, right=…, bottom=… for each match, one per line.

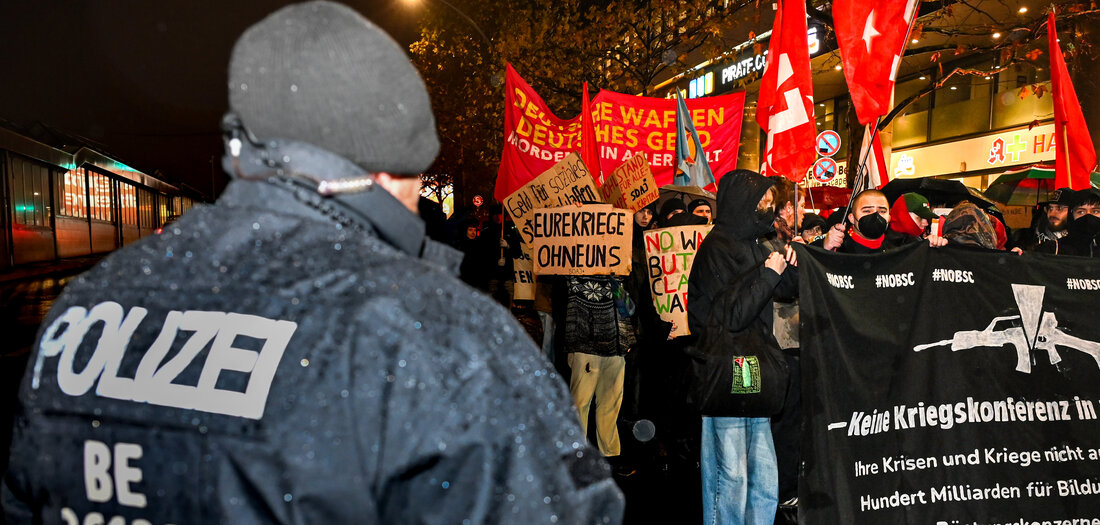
left=0, top=0, right=426, bottom=200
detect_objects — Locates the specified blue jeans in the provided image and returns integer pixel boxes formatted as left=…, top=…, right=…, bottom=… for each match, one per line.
left=700, top=416, right=778, bottom=525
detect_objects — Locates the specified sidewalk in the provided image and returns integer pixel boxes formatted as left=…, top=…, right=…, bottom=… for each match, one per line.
left=0, top=255, right=104, bottom=284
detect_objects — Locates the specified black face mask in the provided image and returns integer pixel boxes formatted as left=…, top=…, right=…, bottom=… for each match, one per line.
left=755, top=208, right=776, bottom=227
left=1071, top=214, right=1100, bottom=237
left=857, top=213, right=888, bottom=239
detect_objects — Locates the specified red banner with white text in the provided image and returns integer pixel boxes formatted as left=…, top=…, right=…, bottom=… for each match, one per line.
left=496, top=65, right=746, bottom=201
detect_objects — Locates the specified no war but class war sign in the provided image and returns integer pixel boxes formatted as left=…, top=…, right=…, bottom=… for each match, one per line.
left=796, top=242, right=1100, bottom=525
left=644, top=224, right=712, bottom=337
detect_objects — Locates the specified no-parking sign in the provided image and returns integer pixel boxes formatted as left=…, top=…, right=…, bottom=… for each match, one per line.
left=812, top=157, right=838, bottom=183
left=816, top=130, right=841, bottom=157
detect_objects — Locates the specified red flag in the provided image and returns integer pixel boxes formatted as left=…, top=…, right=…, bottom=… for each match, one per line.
left=1049, top=11, right=1097, bottom=190
left=757, top=0, right=816, bottom=183
left=581, top=82, right=603, bottom=185
left=860, top=125, right=890, bottom=189
left=833, top=0, right=918, bottom=125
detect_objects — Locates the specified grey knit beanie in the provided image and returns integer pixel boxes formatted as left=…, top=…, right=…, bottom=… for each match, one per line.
left=228, top=1, right=439, bottom=175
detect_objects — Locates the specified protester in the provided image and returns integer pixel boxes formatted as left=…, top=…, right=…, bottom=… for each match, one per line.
left=689, top=198, right=713, bottom=223
left=1047, top=188, right=1075, bottom=239
left=886, top=192, right=936, bottom=243
left=821, top=189, right=892, bottom=253
left=942, top=201, right=999, bottom=249
left=1044, top=188, right=1100, bottom=256
left=1, top=3, right=624, bottom=523
left=762, top=177, right=802, bottom=508
left=625, top=200, right=671, bottom=385
left=634, top=201, right=657, bottom=231
left=656, top=198, right=687, bottom=227
left=767, top=176, right=803, bottom=244
left=800, top=213, right=826, bottom=244
left=687, top=170, right=797, bottom=525
left=418, top=195, right=447, bottom=242
left=559, top=274, right=636, bottom=463
left=455, top=215, right=494, bottom=291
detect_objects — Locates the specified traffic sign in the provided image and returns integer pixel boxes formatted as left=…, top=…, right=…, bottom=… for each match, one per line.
left=816, top=130, right=841, bottom=157
left=812, top=157, right=838, bottom=183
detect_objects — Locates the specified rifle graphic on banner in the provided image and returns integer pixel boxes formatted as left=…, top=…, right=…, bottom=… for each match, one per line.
left=913, top=284, right=1100, bottom=373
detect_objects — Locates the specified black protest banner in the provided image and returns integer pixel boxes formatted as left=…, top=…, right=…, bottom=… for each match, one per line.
left=531, top=204, right=632, bottom=276
left=797, top=242, right=1100, bottom=525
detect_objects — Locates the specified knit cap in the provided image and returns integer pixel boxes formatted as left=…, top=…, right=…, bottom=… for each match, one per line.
left=228, top=1, right=439, bottom=175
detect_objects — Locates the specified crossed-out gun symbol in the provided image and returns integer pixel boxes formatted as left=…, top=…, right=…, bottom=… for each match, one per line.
left=914, top=313, right=1100, bottom=374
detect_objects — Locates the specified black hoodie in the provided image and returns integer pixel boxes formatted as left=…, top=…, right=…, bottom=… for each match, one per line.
left=687, top=170, right=797, bottom=350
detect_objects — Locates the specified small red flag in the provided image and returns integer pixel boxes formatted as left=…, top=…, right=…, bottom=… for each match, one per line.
left=1049, top=11, right=1097, bottom=190
left=833, top=0, right=918, bottom=125
left=756, top=0, right=816, bottom=182
left=581, top=82, right=603, bottom=185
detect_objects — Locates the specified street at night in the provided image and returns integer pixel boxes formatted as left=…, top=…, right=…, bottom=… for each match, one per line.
left=5, top=1, right=1100, bottom=523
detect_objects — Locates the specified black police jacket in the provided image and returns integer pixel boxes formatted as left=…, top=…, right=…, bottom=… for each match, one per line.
left=3, top=178, right=623, bottom=524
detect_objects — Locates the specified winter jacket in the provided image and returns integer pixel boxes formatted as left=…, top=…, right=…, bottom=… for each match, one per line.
left=2, top=177, right=623, bottom=524
left=687, top=171, right=797, bottom=355
left=561, top=276, right=635, bottom=357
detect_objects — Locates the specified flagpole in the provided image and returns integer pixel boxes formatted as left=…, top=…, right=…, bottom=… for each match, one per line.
left=1062, top=124, right=1072, bottom=189
left=837, top=1, right=920, bottom=222
left=840, top=117, right=883, bottom=223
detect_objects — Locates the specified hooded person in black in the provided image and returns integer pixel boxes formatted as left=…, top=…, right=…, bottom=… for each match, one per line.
left=2, top=3, right=623, bottom=524
left=687, top=170, right=797, bottom=525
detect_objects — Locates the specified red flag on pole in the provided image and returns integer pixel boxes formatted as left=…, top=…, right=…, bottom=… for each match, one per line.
left=860, top=124, right=890, bottom=189
left=756, top=0, right=816, bottom=183
left=833, top=0, right=918, bottom=125
left=1049, top=10, right=1097, bottom=190
left=581, top=82, right=603, bottom=185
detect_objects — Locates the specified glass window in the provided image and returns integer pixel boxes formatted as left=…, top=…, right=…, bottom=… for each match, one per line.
left=88, top=171, right=114, bottom=222
left=931, top=60, right=994, bottom=141
left=9, top=156, right=50, bottom=227
left=57, top=168, right=89, bottom=218
left=992, top=64, right=1053, bottom=129
left=138, top=188, right=156, bottom=228
left=893, top=74, right=933, bottom=147
left=813, top=98, right=850, bottom=158
left=119, top=183, right=137, bottom=226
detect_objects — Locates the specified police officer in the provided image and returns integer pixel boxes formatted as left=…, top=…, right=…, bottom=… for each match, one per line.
left=2, top=2, right=623, bottom=523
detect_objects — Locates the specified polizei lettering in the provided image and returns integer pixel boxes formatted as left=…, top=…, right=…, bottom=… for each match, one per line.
left=32, top=301, right=297, bottom=420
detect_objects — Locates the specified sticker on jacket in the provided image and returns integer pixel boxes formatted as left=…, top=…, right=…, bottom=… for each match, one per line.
left=731, top=356, right=761, bottom=394
left=31, top=301, right=297, bottom=420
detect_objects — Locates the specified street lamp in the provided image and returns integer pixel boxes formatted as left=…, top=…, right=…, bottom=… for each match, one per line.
left=404, top=0, right=492, bottom=50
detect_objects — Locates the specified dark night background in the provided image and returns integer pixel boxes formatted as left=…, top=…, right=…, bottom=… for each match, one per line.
left=0, top=0, right=428, bottom=200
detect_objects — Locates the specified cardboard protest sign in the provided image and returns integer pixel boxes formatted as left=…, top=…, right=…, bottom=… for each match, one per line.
left=512, top=250, right=535, bottom=301
left=504, top=152, right=601, bottom=253
left=531, top=204, right=632, bottom=276
left=644, top=224, right=712, bottom=337
left=599, top=155, right=659, bottom=212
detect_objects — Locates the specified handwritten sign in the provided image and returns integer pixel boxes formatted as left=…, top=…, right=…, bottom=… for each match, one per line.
left=531, top=204, right=632, bottom=276
left=513, top=250, right=535, bottom=301
left=504, top=152, right=601, bottom=254
left=644, top=224, right=712, bottom=337
left=600, top=155, right=659, bottom=212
